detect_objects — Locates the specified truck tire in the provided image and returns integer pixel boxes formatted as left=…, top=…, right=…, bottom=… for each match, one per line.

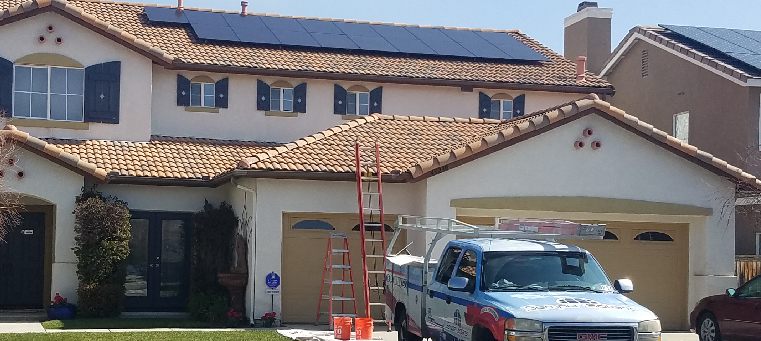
left=472, top=325, right=497, bottom=341
left=397, top=309, right=422, bottom=341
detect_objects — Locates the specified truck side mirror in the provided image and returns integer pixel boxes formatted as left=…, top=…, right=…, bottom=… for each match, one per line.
left=447, top=277, right=469, bottom=291
left=614, top=279, right=633, bottom=294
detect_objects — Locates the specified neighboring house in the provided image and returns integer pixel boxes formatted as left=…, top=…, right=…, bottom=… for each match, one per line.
left=599, top=24, right=761, bottom=256
left=0, top=0, right=755, bottom=331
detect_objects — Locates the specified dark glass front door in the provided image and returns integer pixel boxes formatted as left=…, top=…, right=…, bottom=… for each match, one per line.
left=0, top=212, right=45, bottom=309
left=125, top=212, right=191, bottom=311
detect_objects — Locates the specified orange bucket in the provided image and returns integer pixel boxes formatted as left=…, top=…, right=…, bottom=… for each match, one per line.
left=355, top=317, right=374, bottom=340
left=333, top=317, right=352, bottom=340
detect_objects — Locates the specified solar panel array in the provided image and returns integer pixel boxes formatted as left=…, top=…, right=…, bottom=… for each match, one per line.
left=145, top=7, right=548, bottom=62
left=661, top=24, right=761, bottom=72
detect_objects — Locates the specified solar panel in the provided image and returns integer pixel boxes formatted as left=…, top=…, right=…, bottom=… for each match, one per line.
left=193, top=23, right=239, bottom=42
left=732, top=29, right=761, bottom=54
left=348, top=35, right=398, bottom=52
left=371, top=25, right=417, bottom=40
left=699, top=28, right=756, bottom=54
left=440, top=29, right=481, bottom=43
left=313, top=33, right=359, bottom=49
left=458, top=40, right=509, bottom=59
left=661, top=24, right=761, bottom=71
left=334, top=21, right=381, bottom=38
left=261, top=16, right=306, bottom=32
left=384, top=37, right=436, bottom=55
left=425, top=39, right=473, bottom=57
left=223, top=13, right=269, bottom=30
left=298, top=19, right=342, bottom=34
left=405, top=26, right=452, bottom=42
left=234, top=27, right=280, bottom=44
left=144, top=7, right=188, bottom=24
left=271, top=30, right=320, bottom=47
left=184, top=10, right=228, bottom=26
left=476, top=31, right=547, bottom=61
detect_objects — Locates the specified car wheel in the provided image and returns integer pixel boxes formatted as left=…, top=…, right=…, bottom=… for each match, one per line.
left=397, top=309, right=422, bottom=341
left=698, top=313, right=722, bottom=341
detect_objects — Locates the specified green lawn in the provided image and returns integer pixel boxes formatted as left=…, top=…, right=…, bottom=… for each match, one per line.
left=42, top=318, right=212, bottom=330
left=0, top=331, right=290, bottom=341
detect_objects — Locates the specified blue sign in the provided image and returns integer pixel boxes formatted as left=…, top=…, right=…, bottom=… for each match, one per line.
left=265, top=272, right=281, bottom=289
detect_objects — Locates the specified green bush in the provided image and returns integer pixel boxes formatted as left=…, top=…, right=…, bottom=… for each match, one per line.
left=73, top=187, right=131, bottom=317
left=188, top=290, right=229, bottom=323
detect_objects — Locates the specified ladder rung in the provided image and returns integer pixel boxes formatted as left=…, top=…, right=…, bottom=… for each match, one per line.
left=328, top=280, right=353, bottom=285
left=368, top=270, right=385, bottom=274
left=325, top=313, right=357, bottom=317
left=358, top=147, right=376, bottom=150
left=365, top=239, right=383, bottom=242
left=363, top=208, right=381, bottom=211
left=369, top=303, right=386, bottom=306
left=332, top=265, right=351, bottom=269
left=331, top=249, right=349, bottom=253
left=364, top=222, right=383, bottom=226
left=322, top=296, right=356, bottom=301
left=360, top=162, right=377, bottom=165
left=363, top=192, right=380, bottom=195
left=366, top=255, right=385, bottom=258
left=361, top=177, right=379, bottom=181
left=369, top=286, right=384, bottom=290
left=330, top=233, right=348, bottom=238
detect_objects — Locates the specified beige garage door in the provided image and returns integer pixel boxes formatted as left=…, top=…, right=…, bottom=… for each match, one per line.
left=457, top=217, right=689, bottom=331
left=282, top=213, right=406, bottom=323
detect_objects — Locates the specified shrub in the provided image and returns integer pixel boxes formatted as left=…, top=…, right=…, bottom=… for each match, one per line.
left=188, top=289, right=229, bottom=323
left=73, top=187, right=131, bottom=317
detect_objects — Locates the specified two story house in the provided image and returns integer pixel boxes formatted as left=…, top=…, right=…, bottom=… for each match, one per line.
left=0, top=0, right=758, bottom=330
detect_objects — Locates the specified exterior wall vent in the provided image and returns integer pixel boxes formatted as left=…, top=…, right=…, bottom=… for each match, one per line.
left=641, top=49, right=649, bottom=77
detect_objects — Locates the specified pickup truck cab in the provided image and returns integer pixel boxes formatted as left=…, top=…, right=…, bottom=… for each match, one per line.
left=386, top=238, right=661, bottom=341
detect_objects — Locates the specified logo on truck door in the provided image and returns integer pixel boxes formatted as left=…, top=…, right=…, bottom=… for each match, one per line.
left=577, top=333, right=607, bottom=340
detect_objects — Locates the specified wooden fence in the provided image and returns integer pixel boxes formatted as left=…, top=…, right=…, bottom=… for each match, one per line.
left=735, top=256, right=761, bottom=285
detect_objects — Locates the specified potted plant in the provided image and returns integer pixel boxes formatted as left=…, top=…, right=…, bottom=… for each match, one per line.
left=261, top=311, right=277, bottom=328
left=47, top=293, right=76, bottom=320
left=226, top=308, right=246, bottom=328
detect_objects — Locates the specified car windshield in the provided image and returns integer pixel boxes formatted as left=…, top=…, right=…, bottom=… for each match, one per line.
left=482, top=251, right=614, bottom=292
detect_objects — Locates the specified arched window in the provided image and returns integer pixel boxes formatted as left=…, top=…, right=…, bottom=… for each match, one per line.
left=346, top=85, right=370, bottom=116
left=292, top=220, right=335, bottom=230
left=603, top=231, right=619, bottom=240
left=270, top=80, right=294, bottom=112
left=13, top=53, right=85, bottom=121
left=352, top=223, right=393, bottom=232
left=634, top=231, right=674, bottom=242
left=491, top=93, right=513, bottom=119
left=190, top=75, right=215, bottom=108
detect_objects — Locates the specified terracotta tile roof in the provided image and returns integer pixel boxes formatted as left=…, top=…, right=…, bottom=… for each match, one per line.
left=0, top=0, right=613, bottom=91
left=603, top=26, right=761, bottom=82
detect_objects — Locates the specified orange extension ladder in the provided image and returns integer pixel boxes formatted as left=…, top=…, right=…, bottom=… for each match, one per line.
left=315, top=232, right=357, bottom=326
left=354, top=140, right=389, bottom=325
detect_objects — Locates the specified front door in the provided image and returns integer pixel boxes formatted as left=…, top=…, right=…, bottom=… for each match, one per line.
left=0, top=212, right=45, bottom=309
left=124, top=212, right=191, bottom=311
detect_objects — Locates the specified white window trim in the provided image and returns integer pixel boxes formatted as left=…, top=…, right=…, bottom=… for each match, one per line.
left=270, top=87, right=294, bottom=112
left=500, top=99, right=513, bottom=119
left=190, top=82, right=215, bottom=108
left=673, top=111, right=689, bottom=143
left=347, top=91, right=370, bottom=116
left=12, top=65, right=85, bottom=122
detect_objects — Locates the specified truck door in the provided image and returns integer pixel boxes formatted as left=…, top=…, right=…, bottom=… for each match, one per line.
left=428, top=246, right=461, bottom=341
left=448, top=249, right=479, bottom=341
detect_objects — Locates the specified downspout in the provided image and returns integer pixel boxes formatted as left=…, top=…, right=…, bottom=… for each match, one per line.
left=232, top=177, right=257, bottom=320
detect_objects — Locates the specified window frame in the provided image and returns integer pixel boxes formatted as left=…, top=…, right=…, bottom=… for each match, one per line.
left=270, top=87, right=294, bottom=112
left=190, top=81, right=215, bottom=108
left=673, top=111, right=689, bottom=143
left=756, top=232, right=761, bottom=255
left=454, top=249, right=478, bottom=293
left=435, top=247, right=462, bottom=285
left=490, top=99, right=513, bottom=119
left=347, top=91, right=370, bottom=116
left=12, top=64, right=85, bottom=122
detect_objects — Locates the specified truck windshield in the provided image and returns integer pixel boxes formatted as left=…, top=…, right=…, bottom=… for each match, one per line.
left=482, top=251, right=614, bottom=292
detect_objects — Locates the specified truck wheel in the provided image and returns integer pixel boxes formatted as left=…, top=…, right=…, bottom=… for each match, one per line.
left=698, top=313, right=721, bottom=341
left=397, top=309, right=422, bottom=341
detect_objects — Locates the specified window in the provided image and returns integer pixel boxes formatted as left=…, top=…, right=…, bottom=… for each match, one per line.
left=455, top=250, right=478, bottom=292
left=435, top=247, right=462, bottom=284
left=673, top=111, right=689, bottom=143
left=13, top=65, right=84, bottom=121
left=292, top=220, right=335, bottom=230
left=737, top=275, right=761, bottom=298
left=634, top=231, right=674, bottom=242
left=490, top=99, right=513, bottom=119
left=270, top=87, right=293, bottom=112
left=190, top=82, right=215, bottom=108
left=347, top=92, right=370, bottom=115
left=603, top=231, right=619, bottom=240
left=756, top=233, right=761, bottom=255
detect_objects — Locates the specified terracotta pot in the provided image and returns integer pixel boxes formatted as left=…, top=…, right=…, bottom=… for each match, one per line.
left=218, top=272, right=248, bottom=313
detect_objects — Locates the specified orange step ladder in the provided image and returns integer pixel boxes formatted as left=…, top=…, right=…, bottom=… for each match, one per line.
left=315, top=232, right=357, bottom=326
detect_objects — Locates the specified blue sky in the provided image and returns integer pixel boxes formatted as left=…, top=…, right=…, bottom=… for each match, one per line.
left=152, top=0, right=761, bottom=54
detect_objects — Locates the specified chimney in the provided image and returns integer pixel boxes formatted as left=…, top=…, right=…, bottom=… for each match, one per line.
left=576, top=56, right=587, bottom=81
left=564, top=2, right=612, bottom=75
left=241, top=1, right=248, bottom=15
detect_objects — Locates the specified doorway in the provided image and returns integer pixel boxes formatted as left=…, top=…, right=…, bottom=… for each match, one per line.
left=0, top=212, right=45, bottom=309
left=124, top=212, right=191, bottom=311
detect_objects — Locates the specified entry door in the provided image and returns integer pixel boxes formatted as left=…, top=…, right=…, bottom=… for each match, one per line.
left=0, top=212, right=45, bottom=309
left=125, top=212, right=191, bottom=311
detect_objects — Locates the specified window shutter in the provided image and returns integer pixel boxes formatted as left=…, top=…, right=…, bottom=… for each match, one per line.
left=369, top=86, right=383, bottom=114
left=84, top=61, right=121, bottom=124
left=0, top=56, right=12, bottom=116
left=256, top=80, right=270, bottom=111
left=513, top=94, right=526, bottom=117
left=215, top=77, right=229, bottom=108
left=293, top=83, right=307, bottom=113
left=478, top=92, right=491, bottom=119
left=177, top=75, right=190, bottom=106
left=334, top=84, right=347, bottom=115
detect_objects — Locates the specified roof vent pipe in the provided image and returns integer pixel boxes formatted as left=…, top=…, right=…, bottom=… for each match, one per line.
left=241, top=1, right=248, bottom=15
left=576, top=56, right=587, bottom=82
left=177, top=0, right=183, bottom=11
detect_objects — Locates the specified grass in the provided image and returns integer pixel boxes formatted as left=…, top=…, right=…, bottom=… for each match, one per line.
left=0, top=331, right=291, bottom=341
left=41, top=318, right=212, bottom=330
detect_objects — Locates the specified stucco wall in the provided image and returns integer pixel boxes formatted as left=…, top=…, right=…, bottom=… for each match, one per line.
left=150, top=66, right=583, bottom=143
left=0, top=12, right=153, bottom=141
left=422, top=113, right=737, bottom=325
left=97, top=183, right=227, bottom=213
left=4, top=149, right=84, bottom=303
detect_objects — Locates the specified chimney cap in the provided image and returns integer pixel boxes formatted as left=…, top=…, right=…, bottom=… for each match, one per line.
left=577, top=1, right=598, bottom=12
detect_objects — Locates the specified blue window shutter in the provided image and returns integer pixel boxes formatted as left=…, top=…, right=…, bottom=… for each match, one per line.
left=215, top=77, right=229, bottom=108
left=84, top=61, right=120, bottom=124
left=177, top=74, right=190, bottom=106
left=478, top=92, right=491, bottom=119
left=369, top=86, right=383, bottom=114
left=257, top=80, right=270, bottom=111
left=334, top=84, right=347, bottom=114
left=0, top=56, right=12, bottom=116
left=293, top=83, right=307, bottom=113
left=513, top=94, right=525, bottom=117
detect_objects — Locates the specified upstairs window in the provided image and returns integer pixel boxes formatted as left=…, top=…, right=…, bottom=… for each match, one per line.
left=347, top=91, right=370, bottom=115
left=333, top=84, right=382, bottom=116
left=190, top=81, right=214, bottom=108
left=270, top=83, right=294, bottom=112
left=479, top=92, right=525, bottom=119
left=13, top=65, right=84, bottom=121
left=491, top=98, right=513, bottom=119
left=256, top=80, right=306, bottom=113
left=673, top=111, right=689, bottom=143
left=177, top=75, right=229, bottom=110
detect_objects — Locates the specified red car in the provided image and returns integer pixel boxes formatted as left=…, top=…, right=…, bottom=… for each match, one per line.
left=690, top=274, right=761, bottom=341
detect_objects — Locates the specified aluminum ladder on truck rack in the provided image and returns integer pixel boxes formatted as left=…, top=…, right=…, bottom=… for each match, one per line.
left=316, top=232, right=357, bottom=326
left=354, top=140, right=389, bottom=326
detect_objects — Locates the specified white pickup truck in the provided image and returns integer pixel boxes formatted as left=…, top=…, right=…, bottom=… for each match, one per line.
left=384, top=216, right=662, bottom=341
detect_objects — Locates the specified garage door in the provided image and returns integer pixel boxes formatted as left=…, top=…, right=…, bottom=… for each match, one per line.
left=457, top=217, right=688, bottom=331
left=282, top=213, right=406, bottom=323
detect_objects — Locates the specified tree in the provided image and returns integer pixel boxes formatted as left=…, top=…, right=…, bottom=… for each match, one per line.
left=0, top=111, right=21, bottom=242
